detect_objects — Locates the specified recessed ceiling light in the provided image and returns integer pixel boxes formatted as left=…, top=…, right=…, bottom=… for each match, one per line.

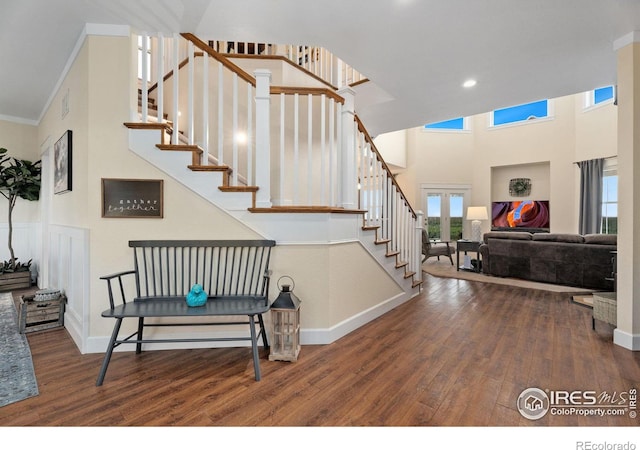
left=463, top=79, right=477, bottom=88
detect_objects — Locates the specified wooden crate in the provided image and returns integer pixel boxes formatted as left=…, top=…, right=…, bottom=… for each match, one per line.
left=19, top=294, right=66, bottom=333
left=0, top=271, right=32, bottom=292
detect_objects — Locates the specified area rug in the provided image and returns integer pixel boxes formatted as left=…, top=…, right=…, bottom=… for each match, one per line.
left=422, top=260, right=596, bottom=294
left=0, top=292, right=38, bottom=407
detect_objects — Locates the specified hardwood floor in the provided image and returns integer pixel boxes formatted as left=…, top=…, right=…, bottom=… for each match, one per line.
left=2, top=275, right=639, bottom=427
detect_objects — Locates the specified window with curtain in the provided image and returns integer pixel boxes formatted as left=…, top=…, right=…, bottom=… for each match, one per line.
left=601, top=161, right=618, bottom=234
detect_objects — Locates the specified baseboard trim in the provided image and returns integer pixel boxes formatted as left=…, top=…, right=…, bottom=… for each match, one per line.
left=84, top=290, right=419, bottom=353
left=613, top=328, right=640, bottom=351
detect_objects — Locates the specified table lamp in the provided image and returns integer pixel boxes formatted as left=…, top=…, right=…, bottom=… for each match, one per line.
left=467, top=206, right=488, bottom=242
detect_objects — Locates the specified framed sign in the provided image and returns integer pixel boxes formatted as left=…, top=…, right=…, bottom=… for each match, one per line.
left=101, top=178, right=164, bottom=218
left=54, top=130, right=72, bottom=194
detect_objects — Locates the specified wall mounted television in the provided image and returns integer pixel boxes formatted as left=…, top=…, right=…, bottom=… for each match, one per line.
left=491, top=200, right=550, bottom=231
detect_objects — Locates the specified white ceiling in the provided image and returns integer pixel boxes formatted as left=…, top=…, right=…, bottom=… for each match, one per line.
left=2, top=0, right=640, bottom=136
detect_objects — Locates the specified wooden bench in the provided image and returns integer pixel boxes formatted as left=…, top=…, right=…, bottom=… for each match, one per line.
left=96, top=239, right=276, bottom=386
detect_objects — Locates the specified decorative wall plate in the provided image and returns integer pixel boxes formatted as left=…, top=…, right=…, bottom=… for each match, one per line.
left=509, top=178, right=531, bottom=196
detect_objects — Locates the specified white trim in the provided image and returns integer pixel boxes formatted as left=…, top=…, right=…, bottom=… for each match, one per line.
left=613, top=31, right=640, bottom=51
left=0, top=114, right=38, bottom=126
left=613, top=328, right=640, bottom=351
left=37, top=23, right=131, bottom=125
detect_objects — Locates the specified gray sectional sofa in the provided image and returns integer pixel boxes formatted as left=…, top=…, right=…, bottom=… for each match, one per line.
left=479, top=231, right=616, bottom=290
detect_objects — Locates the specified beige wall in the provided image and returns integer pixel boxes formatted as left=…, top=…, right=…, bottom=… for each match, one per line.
left=0, top=119, right=39, bottom=223
left=24, top=32, right=405, bottom=345
left=396, top=92, right=617, bottom=235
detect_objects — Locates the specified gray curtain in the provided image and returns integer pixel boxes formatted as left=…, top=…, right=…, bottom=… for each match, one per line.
left=577, top=158, right=604, bottom=235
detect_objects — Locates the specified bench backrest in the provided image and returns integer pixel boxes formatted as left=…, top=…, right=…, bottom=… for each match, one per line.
left=129, top=240, right=276, bottom=298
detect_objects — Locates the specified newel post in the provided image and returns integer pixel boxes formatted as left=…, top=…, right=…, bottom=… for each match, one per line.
left=338, top=87, right=356, bottom=209
left=415, top=210, right=424, bottom=286
left=254, top=69, right=272, bottom=208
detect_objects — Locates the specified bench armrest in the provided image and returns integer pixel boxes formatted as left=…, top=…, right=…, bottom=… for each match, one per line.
left=100, top=270, right=136, bottom=309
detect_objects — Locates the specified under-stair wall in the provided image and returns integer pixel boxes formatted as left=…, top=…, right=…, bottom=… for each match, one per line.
left=124, top=31, right=423, bottom=347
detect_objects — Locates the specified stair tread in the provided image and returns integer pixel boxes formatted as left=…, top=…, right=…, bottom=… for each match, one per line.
left=219, top=186, right=259, bottom=192
left=375, top=239, right=391, bottom=245
left=396, top=261, right=408, bottom=268
left=188, top=165, right=231, bottom=172
left=386, top=250, right=400, bottom=257
left=156, top=144, right=203, bottom=154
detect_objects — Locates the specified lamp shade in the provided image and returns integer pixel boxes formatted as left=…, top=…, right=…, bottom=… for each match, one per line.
left=466, top=206, right=488, bottom=221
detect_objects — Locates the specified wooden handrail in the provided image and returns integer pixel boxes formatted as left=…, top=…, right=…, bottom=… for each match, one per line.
left=354, top=115, right=417, bottom=219
left=147, top=52, right=203, bottom=95
left=230, top=53, right=339, bottom=91
left=270, top=86, right=345, bottom=104
left=181, top=33, right=257, bottom=86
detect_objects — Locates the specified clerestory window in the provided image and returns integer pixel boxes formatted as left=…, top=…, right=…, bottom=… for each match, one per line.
left=491, top=100, right=549, bottom=127
left=424, top=117, right=467, bottom=131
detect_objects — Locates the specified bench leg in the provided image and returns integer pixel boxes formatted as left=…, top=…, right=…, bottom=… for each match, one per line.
left=96, top=318, right=123, bottom=386
left=136, top=317, right=145, bottom=354
left=249, top=315, right=261, bottom=381
left=258, top=313, right=269, bottom=349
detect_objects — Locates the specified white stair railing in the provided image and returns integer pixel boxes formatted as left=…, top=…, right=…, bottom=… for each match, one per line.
left=355, top=116, right=422, bottom=283
left=208, top=40, right=366, bottom=88
left=136, top=32, right=420, bottom=284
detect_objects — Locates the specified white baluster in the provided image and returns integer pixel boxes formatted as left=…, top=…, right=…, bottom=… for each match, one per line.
left=201, top=50, right=209, bottom=156
left=187, top=41, right=194, bottom=145
left=247, top=83, right=253, bottom=185
left=254, top=69, right=272, bottom=208
left=156, top=33, right=164, bottom=124
left=293, top=93, right=299, bottom=205
left=172, top=33, right=179, bottom=145
left=217, top=62, right=224, bottom=165
left=320, top=94, right=326, bottom=205
left=307, top=93, right=312, bottom=205
left=141, top=32, right=149, bottom=122
left=232, top=73, right=238, bottom=185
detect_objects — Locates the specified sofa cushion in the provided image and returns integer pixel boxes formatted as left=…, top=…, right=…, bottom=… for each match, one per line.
left=532, top=233, right=584, bottom=243
left=483, top=231, right=532, bottom=243
left=584, top=234, right=617, bottom=245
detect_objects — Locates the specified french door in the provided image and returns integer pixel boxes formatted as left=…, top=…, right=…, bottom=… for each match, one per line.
left=421, top=185, right=470, bottom=242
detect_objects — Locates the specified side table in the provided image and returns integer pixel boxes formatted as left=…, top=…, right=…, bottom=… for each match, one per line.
left=456, top=240, right=481, bottom=272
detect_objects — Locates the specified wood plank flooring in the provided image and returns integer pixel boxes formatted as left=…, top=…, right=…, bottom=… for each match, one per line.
left=1, top=275, right=639, bottom=426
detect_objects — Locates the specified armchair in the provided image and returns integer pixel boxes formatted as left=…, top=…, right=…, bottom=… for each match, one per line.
left=421, top=228, right=455, bottom=265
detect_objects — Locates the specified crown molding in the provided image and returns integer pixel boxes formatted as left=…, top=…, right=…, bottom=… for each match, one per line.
left=613, top=31, right=640, bottom=51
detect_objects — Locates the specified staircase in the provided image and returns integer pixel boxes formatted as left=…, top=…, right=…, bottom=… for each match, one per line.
left=130, top=32, right=423, bottom=299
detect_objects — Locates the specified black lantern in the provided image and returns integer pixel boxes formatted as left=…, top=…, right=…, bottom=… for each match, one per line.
left=269, top=276, right=301, bottom=362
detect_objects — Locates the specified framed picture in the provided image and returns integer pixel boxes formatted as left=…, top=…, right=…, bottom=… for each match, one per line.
left=54, top=130, right=72, bottom=194
left=101, top=178, right=164, bottom=218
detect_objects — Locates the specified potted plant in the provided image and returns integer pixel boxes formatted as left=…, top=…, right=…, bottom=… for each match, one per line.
left=0, top=147, right=41, bottom=291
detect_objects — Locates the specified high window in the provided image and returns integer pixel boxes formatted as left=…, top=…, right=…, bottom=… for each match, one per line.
left=601, top=160, right=618, bottom=234
left=424, top=117, right=466, bottom=131
left=585, top=86, right=615, bottom=109
left=490, top=100, right=549, bottom=127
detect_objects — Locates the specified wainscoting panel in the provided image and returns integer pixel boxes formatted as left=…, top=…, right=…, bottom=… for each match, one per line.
left=0, top=223, right=37, bottom=280
left=47, top=225, right=90, bottom=353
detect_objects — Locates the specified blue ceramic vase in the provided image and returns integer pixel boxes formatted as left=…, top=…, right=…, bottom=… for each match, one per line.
left=186, top=283, right=207, bottom=307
